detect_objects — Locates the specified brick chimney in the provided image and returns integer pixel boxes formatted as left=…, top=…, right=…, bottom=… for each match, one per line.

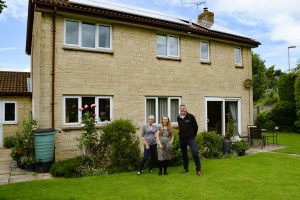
left=198, top=7, right=214, bottom=27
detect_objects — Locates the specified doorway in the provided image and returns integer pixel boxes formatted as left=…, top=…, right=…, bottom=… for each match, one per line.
left=205, top=97, right=241, bottom=136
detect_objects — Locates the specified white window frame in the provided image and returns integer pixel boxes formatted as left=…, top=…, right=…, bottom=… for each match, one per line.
left=145, top=97, right=181, bottom=124
left=234, top=47, right=243, bottom=66
left=63, top=96, right=81, bottom=125
left=2, top=101, right=17, bottom=124
left=200, top=41, right=210, bottom=62
left=63, top=96, right=113, bottom=126
left=64, top=19, right=113, bottom=51
left=96, top=96, right=113, bottom=124
left=156, top=34, right=180, bottom=58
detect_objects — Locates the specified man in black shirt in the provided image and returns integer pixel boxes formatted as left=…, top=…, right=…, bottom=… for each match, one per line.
left=177, top=104, right=202, bottom=176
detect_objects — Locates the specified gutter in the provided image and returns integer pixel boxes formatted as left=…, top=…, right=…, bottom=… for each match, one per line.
left=51, top=7, right=57, bottom=129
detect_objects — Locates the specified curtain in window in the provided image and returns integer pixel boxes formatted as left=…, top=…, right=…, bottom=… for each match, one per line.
left=65, top=20, right=79, bottom=45
left=200, top=42, right=209, bottom=60
left=170, top=99, right=179, bottom=122
left=169, top=36, right=178, bottom=56
left=99, top=26, right=110, bottom=48
left=228, top=102, right=238, bottom=136
left=158, top=98, right=168, bottom=122
left=146, top=99, right=156, bottom=122
left=157, top=35, right=167, bottom=56
left=82, top=23, right=96, bottom=48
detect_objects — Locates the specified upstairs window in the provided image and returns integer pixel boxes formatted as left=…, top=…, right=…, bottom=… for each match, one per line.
left=156, top=35, right=179, bottom=58
left=200, top=41, right=209, bottom=62
left=235, top=47, right=242, bottom=66
left=64, top=19, right=112, bottom=50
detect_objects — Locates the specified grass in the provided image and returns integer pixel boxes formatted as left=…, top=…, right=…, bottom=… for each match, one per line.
left=264, top=132, right=300, bottom=155
left=1, top=134, right=300, bottom=200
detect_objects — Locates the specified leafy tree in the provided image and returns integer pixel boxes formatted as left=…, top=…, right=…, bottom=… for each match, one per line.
left=265, top=65, right=283, bottom=90
left=0, top=0, right=6, bottom=14
left=252, top=52, right=268, bottom=102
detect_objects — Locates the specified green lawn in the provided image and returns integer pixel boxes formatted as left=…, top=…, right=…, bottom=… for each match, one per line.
left=266, top=132, right=300, bottom=154
left=1, top=134, right=300, bottom=200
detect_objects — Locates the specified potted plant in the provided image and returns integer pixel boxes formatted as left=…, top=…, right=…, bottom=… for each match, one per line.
left=222, top=113, right=234, bottom=153
left=232, top=140, right=248, bottom=156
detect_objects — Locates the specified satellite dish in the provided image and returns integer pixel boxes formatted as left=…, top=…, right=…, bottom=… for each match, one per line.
left=244, top=79, right=253, bottom=88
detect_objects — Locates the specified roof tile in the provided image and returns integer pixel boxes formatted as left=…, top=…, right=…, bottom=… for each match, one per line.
left=0, top=71, right=31, bottom=96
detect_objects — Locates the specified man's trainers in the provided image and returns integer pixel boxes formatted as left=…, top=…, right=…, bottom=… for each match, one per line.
left=197, top=170, right=203, bottom=176
left=137, top=171, right=141, bottom=175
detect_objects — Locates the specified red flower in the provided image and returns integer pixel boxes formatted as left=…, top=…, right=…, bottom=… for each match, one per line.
left=18, top=148, right=23, bottom=154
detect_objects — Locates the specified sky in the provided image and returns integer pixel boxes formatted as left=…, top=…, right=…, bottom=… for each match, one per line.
left=0, top=0, right=299, bottom=72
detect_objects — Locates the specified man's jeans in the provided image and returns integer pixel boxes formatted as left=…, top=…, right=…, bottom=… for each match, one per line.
left=138, top=144, right=157, bottom=171
left=180, top=137, right=201, bottom=171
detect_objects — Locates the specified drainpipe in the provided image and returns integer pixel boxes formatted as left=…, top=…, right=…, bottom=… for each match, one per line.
left=51, top=7, right=57, bottom=129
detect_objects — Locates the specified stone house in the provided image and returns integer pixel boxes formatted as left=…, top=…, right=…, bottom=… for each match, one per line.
left=26, top=0, right=260, bottom=160
left=0, top=71, right=32, bottom=146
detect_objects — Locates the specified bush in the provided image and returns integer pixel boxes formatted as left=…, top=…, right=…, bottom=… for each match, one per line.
left=3, top=136, right=16, bottom=148
left=50, top=157, right=82, bottom=178
left=272, top=101, right=296, bottom=130
left=169, top=130, right=182, bottom=166
left=256, top=111, right=276, bottom=130
left=196, top=131, right=223, bottom=159
left=100, top=119, right=141, bottom=171
left=277, top=73, right=296, bottom=102
left=295, top=74, right=300, bottom=132
left=232, top=140, right=248, bottom=155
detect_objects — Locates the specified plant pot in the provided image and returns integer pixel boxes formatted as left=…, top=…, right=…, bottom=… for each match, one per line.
left=24, top=163, right=36, bottom=172
left=222, top=139, right=232, bottom=154
left=237, top=150, right=245, bottom=156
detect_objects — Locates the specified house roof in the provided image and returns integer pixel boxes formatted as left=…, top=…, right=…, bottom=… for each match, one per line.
left=26, top=0, right=260, bottom=54
left=0, top=71, right=32, bottom=96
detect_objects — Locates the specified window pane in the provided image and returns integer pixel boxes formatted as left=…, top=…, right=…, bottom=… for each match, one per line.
left=5, top=103, right=15, bottom=121
left=65, top=20, right=79, bottom=45
left=82, top=23, right=95, bottom=48
left=98, top=98, right=111, bottom=122
left=235, top=48, right=242, bottom=64
left=169, top=36, right=178, bottom=56
left=146, top=99, right=156, bottom=122
left=65, top=98, right=78, bottom=123
left=200, top=42, right=209, bottom=60
left=157, top=35, right=167, bottom=56
left=99, top=26, right=111, bottom=48
left=82, top=97, right=95, bottom=115
left=158, top=98, right=168, bottom=122
left=170, top=99, right=179, bottom=122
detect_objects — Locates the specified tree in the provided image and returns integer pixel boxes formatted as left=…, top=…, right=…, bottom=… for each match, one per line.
left=265, top=65, right=282, bottom=91
left=0, top=0, right=6, bottom=14
left=252, top=52, right=268, bottom=102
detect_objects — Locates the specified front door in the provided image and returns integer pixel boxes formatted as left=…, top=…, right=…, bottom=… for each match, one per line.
left=207, top=101, right=223, bottom=134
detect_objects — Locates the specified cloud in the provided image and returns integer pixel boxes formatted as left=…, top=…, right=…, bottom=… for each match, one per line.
left=0, top=0, right=28, bottom=22
left=0, top=47, right=21, bottom=52
left=210, top=0, right=300, bottom=45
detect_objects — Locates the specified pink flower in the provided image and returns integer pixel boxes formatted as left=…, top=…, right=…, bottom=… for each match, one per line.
left=84, top=105, right=89, bottom=109
left=79, top=107, right=84, bottom=111
left=90, top=104, right=96, bottom=108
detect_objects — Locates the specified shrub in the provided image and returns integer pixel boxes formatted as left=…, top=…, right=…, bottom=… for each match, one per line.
left=3, top=136, right=16, bottom=148
left=272, top=101, right=296, bottom=131
left=196, top=131, right=223, bottom=159
left=295, top=74, right=300, bottom=132
left=231, top=140, right=248, bottom=155
left=169, top=130, right=182, bottom=166
left=100, top=119, right=141, bottom=171
left=277, top=73, right=296, bottom=102
left=50, top=157, right=81, bottom=178
left=256, top=111, right=276, bottom=130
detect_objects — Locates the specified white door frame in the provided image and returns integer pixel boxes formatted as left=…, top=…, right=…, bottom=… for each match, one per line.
left=0, top=102, right=3, bottom=147
left=205, top=97, right=241, bottom=136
